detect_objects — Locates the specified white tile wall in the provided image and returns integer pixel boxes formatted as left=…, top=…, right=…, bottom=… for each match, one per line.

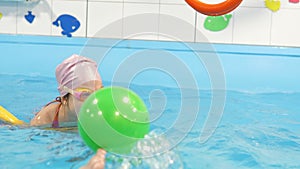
left=240, top=0, right=300, bottom=9
left=159, top=4, right=196, bottom=42
left=233, top=7, right=272, bottom=45
left=123, top=2, right=159, bottom=40
left=239, top=0, right=265, bottom=7
left=271, top=9, right=300, bottom=47
left=0, top=2, right=17, bottom=34
left=1, top=0, right=300, bottom=47
left=280, top=0, right=300, bottom=9
left=52, top=0, right=87, bottom=37
left=87, top=2, right=123, bottom=39
left=17, top=0, right=52, bottom=36
left=124, top=0, right=159, bottom=3
left=160, top=0, right=185, bottom=4
left=90, top=0, right=122, bottom=2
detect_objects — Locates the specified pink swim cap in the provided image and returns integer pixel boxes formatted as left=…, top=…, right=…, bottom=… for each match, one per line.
left=56, top=54, right=102, bottom=96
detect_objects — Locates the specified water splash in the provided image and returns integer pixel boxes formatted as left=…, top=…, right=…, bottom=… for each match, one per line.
left=105, top=130, right=183, bottom=169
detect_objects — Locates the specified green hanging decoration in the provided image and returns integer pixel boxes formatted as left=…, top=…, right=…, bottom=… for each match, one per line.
left=204, top=14, right=232, bottom=32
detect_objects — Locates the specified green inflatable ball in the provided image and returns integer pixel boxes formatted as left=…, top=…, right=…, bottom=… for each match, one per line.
left=78, top=86, right=150, bottom=154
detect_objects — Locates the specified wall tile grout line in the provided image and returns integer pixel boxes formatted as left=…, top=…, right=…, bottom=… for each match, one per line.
left=231, top=12, right=235, bottom=44
left=85, top=0, right=89, bottom=38
left=121, top=0, right=124, bottom=38
left=50, top=0, right=53, bottom=36
left=193, top=11, right=197, bottom=43
left=269, top=12, right=273, bottom=46
left=158, top=0, right=161, bottom=41
left=16, top=2, right=18, bottom=34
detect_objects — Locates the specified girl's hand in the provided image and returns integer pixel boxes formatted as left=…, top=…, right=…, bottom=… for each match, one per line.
left=81, top=149, right=106, bottom=169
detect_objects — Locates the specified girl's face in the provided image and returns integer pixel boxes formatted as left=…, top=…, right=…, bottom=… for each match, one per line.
left=67, top=80, right=103, bottom=117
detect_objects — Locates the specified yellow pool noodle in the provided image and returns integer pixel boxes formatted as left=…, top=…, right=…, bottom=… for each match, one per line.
left=0, top=105, right=25, bottom=125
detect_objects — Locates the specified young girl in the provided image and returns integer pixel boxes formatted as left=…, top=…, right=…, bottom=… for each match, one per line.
left=30, top=54, right=106, bottom=169
left=30, top=54, right=103, bottom=128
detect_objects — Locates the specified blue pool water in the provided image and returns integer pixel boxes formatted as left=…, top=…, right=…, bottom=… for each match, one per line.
left=0, top=34, right=300, bottom=168
left=0, top=74, right=299, bottom=169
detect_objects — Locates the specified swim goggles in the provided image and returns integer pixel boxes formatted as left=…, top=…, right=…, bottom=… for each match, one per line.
left=62, top=86, right=93, bottom=102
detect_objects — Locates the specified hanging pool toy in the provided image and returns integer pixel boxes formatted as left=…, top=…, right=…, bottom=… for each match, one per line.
left=185, top=0, right=243, bottom=16
left=52, top=14, right=80, bottom=38
left=204, top=14, right=232, bottom=32
left=265, top=0, right=281, bottom=12
left=24, top=11, right=35, bottom=24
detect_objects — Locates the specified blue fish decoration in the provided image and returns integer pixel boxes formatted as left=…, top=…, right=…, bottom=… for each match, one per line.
left=24, top=11, right=35, bottom=24
left=52, top=14, right=80, bottom=37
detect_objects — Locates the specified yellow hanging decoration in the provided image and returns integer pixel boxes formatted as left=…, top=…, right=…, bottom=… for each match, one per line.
left=265, top=0, right=281, bottom=12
